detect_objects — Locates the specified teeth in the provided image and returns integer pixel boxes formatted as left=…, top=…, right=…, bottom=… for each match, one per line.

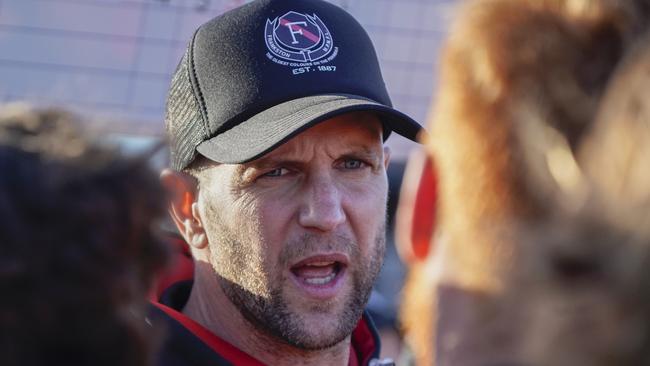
left=305, top=272, right=336, bottom=285
left=308, top=261, right=334, bottom=267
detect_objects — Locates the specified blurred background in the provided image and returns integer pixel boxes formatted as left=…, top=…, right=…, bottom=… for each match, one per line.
left=0, top=0, right=457, bottom=358
left=0, top=0, right=456, bottom=159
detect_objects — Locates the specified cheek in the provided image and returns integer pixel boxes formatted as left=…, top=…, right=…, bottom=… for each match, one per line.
left=255, top=198, right=296, bottom=255
left=214, top=194, right=269, bottom=262
left=343, top=179, right=388, bottom=247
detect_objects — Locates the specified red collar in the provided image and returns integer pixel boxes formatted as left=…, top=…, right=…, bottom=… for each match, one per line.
left=152, top=300, right=374, bottom=366
left=152, top=301, right=265, bottom=365
left=153, top=236, right=380, bottom=365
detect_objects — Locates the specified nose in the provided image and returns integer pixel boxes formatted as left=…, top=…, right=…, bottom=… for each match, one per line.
left=298, top=175, right=346, bottom=232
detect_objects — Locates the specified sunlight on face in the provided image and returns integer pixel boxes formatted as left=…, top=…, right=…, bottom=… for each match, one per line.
left=197, top=112, right=390, bottom=349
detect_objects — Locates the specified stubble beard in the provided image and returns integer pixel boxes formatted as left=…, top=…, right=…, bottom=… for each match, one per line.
left=205, top=209, right=386, bottom=350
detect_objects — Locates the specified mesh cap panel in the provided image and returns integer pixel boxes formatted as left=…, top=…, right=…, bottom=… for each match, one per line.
left=165, top=48, right=209, bottom=171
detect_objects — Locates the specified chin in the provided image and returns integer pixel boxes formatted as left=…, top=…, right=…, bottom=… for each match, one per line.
left=288, top=320, right=350, bottom=350
left=282, top=302, right=356, bottom=349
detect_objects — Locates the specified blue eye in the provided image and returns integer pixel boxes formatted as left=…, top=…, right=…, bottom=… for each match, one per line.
left=343, top=160, right=364, bottom=169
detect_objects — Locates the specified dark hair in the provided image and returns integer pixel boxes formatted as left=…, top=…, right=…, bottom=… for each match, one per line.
left=0, top=105, right=169, bottom=366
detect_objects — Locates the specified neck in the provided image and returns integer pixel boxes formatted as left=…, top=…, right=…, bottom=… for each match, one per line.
left=183, top=261, right=352, bottom=366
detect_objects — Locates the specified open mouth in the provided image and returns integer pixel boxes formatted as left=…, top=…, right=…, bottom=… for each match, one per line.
left=291, top=261, right=344, bottom=285
left=289, top=254, right=348, bottom=292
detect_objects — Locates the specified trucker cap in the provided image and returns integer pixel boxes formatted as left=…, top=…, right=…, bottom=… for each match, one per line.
left=165, top=0, right=423, bottom=170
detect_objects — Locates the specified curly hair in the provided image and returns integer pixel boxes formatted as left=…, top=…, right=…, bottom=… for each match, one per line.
left=0, top=105, right=169, bottom=366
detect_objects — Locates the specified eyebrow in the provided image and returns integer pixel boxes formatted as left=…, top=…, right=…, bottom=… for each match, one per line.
left=236, top=145, right=382, bottom=176
left=231, top=158, right=301, bottom=186
left=246, top=157, right=302, bottom=170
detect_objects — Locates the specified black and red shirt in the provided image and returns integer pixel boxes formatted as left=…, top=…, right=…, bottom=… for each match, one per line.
left=148, top=237, right=385, bottom=366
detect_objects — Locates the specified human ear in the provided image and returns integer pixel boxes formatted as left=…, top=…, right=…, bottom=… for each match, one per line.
left=160, top=169, right=208, bottom=249
left=383, top=146, right=391, bottom=171
left=395, top=149, right=438, bottom=264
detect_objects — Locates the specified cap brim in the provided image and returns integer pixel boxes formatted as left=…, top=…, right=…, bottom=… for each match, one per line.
left=196, top=94, right=423, bottom=164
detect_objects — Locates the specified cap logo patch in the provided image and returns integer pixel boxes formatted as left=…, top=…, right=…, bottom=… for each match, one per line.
left=265, top=11, right=338, bottom=75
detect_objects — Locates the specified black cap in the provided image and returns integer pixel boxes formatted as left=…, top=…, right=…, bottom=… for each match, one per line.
left=165, top=0, right=423, bottom=170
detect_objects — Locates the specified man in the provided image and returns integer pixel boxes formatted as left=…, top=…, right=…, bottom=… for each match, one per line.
left=153, top=0, right=422, bottom=365
left=0, top=105, right=169, bottom=366
left=396, top=0, right=650, bottom=365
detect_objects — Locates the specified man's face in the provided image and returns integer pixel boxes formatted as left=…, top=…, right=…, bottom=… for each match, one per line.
left=195, top=112, right=389, bottom=349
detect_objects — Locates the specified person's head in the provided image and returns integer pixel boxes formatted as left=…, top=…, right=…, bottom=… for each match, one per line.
left=161, top=0, right=422, bottom=352
left=396, top=0, right=649, bottom=364
left=0, top=104, right=169, bottom=366
left=509, top=29, right=650, bottom=366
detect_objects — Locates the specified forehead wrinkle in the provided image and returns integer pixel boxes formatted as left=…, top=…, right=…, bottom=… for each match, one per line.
left=230, top=114, right=385, bottom=180
left=273, top=139, right=382, bottom=165
left=287, top=125, right=382, bottom=160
